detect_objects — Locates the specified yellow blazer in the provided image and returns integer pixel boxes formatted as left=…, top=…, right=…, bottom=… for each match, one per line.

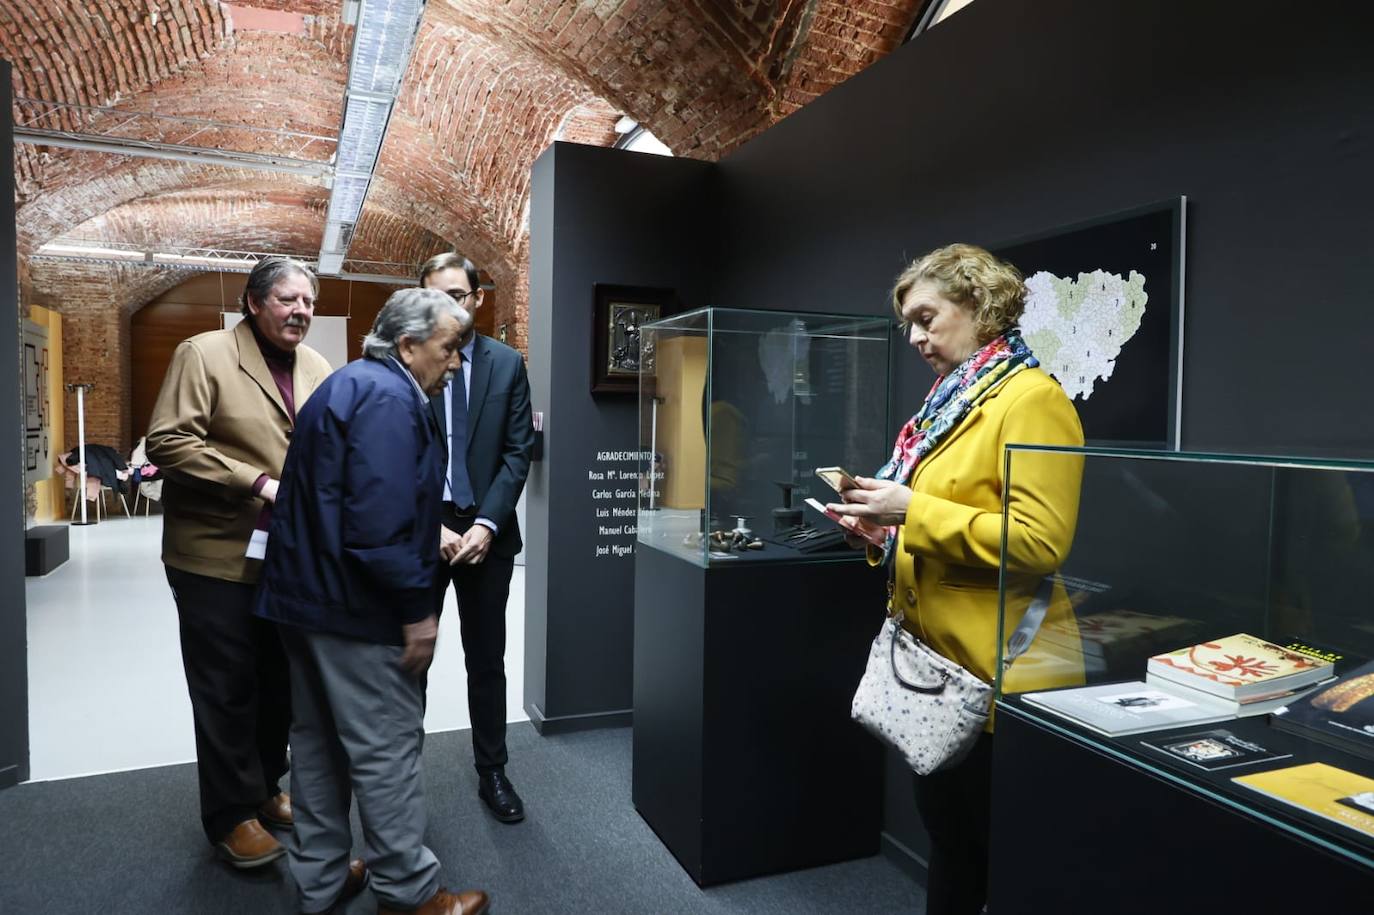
left=882, top=367, right=1086, bottom=724
left=146, top=320, right=332, bottom=583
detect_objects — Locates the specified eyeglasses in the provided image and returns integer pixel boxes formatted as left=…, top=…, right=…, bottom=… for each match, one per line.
left=447, top=289, right=477, bottom=303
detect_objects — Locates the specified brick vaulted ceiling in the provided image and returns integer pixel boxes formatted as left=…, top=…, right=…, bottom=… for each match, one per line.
left=5, top=0, right=926, bottom=351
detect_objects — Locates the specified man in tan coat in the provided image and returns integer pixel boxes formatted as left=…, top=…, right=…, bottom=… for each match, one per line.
left=147, top=257, right=335, bottom=870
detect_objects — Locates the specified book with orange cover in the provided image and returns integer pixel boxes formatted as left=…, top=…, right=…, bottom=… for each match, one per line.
left=1232, top=763, right=1374, bottom=840
left=1147, top=633, right=1333, bottom=700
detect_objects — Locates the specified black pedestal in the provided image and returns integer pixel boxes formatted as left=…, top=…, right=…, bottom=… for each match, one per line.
left=632, top=546, right=886, bottom=886
left=990, top=705, right=1373, bottom=913
left=25, top=524, right=69, bottom=576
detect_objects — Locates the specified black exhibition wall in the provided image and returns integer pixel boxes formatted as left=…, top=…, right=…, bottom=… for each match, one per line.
left=717, top=0, right=1374, bottom=454
left=527, top=0, right=1374, bottom=876
left=1, top=59, right=30, bottom=790
left=710, top=0, right=1374, bottom=871
left=525, top=143, right=715, bottom=732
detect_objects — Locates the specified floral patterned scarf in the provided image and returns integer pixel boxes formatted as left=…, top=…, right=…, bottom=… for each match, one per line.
left=874, top=330, right=1039, bottom=563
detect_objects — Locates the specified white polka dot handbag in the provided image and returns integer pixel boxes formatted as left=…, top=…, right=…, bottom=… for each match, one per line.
left=851, top=586, right=1050, bottom=776
left=850, top=611, right=992, bottom=776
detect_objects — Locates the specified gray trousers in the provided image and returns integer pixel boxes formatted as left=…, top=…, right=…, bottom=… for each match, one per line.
left=280, top=626, right=441, bottom=913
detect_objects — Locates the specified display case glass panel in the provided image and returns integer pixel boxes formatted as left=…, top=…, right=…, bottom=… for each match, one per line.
left=997, top=446, right=1374, bottom=870
left=637, top=307, right=891, bottom=566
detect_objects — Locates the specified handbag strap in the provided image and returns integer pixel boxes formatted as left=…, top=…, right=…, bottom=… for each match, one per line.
left=1002, top=575, right=1055, bottom=671
left=884, top=621, right=950, bottom=694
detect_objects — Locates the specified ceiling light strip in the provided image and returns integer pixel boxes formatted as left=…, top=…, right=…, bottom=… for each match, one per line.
left=317, top=0, right=428, bottom=276
left=33, top=245, right=420, bottom=286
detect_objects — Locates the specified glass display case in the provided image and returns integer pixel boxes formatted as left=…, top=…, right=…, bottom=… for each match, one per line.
left=636, top=307, right=891, bottom=566
left=996, top=446, right=1374, bottom=871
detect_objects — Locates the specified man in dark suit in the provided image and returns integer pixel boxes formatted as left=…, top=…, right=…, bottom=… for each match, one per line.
left=420, top=253, right=535, bottom=823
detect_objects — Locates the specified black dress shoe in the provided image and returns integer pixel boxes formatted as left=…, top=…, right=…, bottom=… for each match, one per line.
left=477, top=770, right=525, bottom=823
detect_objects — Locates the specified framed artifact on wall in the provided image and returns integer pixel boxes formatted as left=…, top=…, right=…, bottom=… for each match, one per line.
left=592, top=283, right=676, bottom=394
left=991, top=197, right=1186, bottom=450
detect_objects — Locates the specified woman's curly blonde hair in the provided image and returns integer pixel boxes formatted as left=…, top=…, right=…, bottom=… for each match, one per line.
left=891, top=243, right=1026, bottom=342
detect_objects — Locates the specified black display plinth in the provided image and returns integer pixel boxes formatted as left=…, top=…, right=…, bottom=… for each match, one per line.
left=25, top=525, right=68, bottom=576
left=989, top=704, right=1372, bottom=913
left=632, top=545, right=886, bottom=886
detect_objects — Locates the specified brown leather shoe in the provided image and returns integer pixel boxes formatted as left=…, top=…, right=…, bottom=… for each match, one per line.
left=378, top=888, right=489, bottom=915
left=312, top=859, right=369, bottom=914
left=258, top=792, right=293, bottom=828
left=340, top=858, right=369, bottom=903
left=216, top=818, right=285, bottom=869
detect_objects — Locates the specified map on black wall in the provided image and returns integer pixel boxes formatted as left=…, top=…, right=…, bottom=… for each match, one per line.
left=993, top=197, right=1185, bottom=449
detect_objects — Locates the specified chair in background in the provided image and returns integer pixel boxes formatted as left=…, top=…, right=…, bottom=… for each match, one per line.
left=56, top=452, right=102, bottom=522
left=57, top=450, right=131, bottom=521
left=129, top=436, right=163, bottom=516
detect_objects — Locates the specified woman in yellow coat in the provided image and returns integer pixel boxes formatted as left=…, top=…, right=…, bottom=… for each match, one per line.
left=829, top=243, right=1084, bottom=915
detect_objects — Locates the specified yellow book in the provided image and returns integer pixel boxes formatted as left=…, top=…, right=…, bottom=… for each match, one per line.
left=1232, top=762, right=1374, bottom=839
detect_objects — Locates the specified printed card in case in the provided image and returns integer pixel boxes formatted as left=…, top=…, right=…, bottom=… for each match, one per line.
left=1140, top=728, right=1291, bottom=771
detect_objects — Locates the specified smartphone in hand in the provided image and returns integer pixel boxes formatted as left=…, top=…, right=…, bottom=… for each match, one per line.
left=815, top=466, right=858, bottom=493
left=805, top=497, right=886, bottom=546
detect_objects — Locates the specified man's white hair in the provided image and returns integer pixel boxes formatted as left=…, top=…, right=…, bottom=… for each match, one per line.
left=362, top=288, right=472, bottom=360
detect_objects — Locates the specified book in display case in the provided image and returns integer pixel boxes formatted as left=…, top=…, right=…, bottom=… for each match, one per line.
left=989, top=446, right=1374, bottom=908
left=635, top=307, right=891, bottom=567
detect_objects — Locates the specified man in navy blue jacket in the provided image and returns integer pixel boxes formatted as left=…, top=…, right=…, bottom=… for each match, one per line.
left=257, top=288, right=489, bottom=915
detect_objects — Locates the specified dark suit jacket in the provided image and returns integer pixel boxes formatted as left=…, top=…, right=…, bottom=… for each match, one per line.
left=256, top=357, right=446, bottom=646
left=430, top=334, right=534, bottom=559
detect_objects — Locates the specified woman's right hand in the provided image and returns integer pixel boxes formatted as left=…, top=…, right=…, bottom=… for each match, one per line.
left=829, top=476, right=911, bottom=526
left=827, top=509, right=887, bottom=547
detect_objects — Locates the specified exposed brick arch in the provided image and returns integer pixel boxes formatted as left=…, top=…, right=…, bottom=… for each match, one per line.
left=347, top=206, right=451, bottom=269
left=440, top=0, right=924, bottom=158
left=14, top=27, right=346, bottom=213
left=7, top=0, right=929, bottom=461
left=15, top=158, right=325, bottom=252
left=556, top=98, right=623, bottom=147
left=226, top=1, right=338, bottom=14
left=770, top=2, right=922, bottom=119
left=0, top=1, right=230, bottom=108
left=386, top=16, right=597, bottom=241
left=437, top=0, right=766, bottom=159
left=66, top=187, right=329, bottom=256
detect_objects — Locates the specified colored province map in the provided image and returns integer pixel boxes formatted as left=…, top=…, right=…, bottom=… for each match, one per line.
left=1020, top=269, right=1148, bottom=401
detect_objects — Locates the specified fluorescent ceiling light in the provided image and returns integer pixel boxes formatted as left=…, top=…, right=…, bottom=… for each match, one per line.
left=323, top=222, right=343, bottom=251
left=151, top=252, right=258, bottom=269
left=39, top=243, right=144, bottom=259
left=320, top=0, right=427, bottom=275
left=336, top=95, right=392, bottom=174
left=37, top=242, right=272, bottom=272
left=318, top=252, right=345, bottom=275
left=326, top=173, right=372, bottom=224
left=349, top=0, right=425, bottom=96
left=614, top=116, right=638, bottom=134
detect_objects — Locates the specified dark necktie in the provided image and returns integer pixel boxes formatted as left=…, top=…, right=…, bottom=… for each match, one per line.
left=449, top=356, right=475, bottom=508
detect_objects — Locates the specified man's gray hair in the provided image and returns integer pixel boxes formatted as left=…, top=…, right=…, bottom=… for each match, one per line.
left=362, top=287, right=471, bottom=360
left=240, top=256, right=318, bottom=316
